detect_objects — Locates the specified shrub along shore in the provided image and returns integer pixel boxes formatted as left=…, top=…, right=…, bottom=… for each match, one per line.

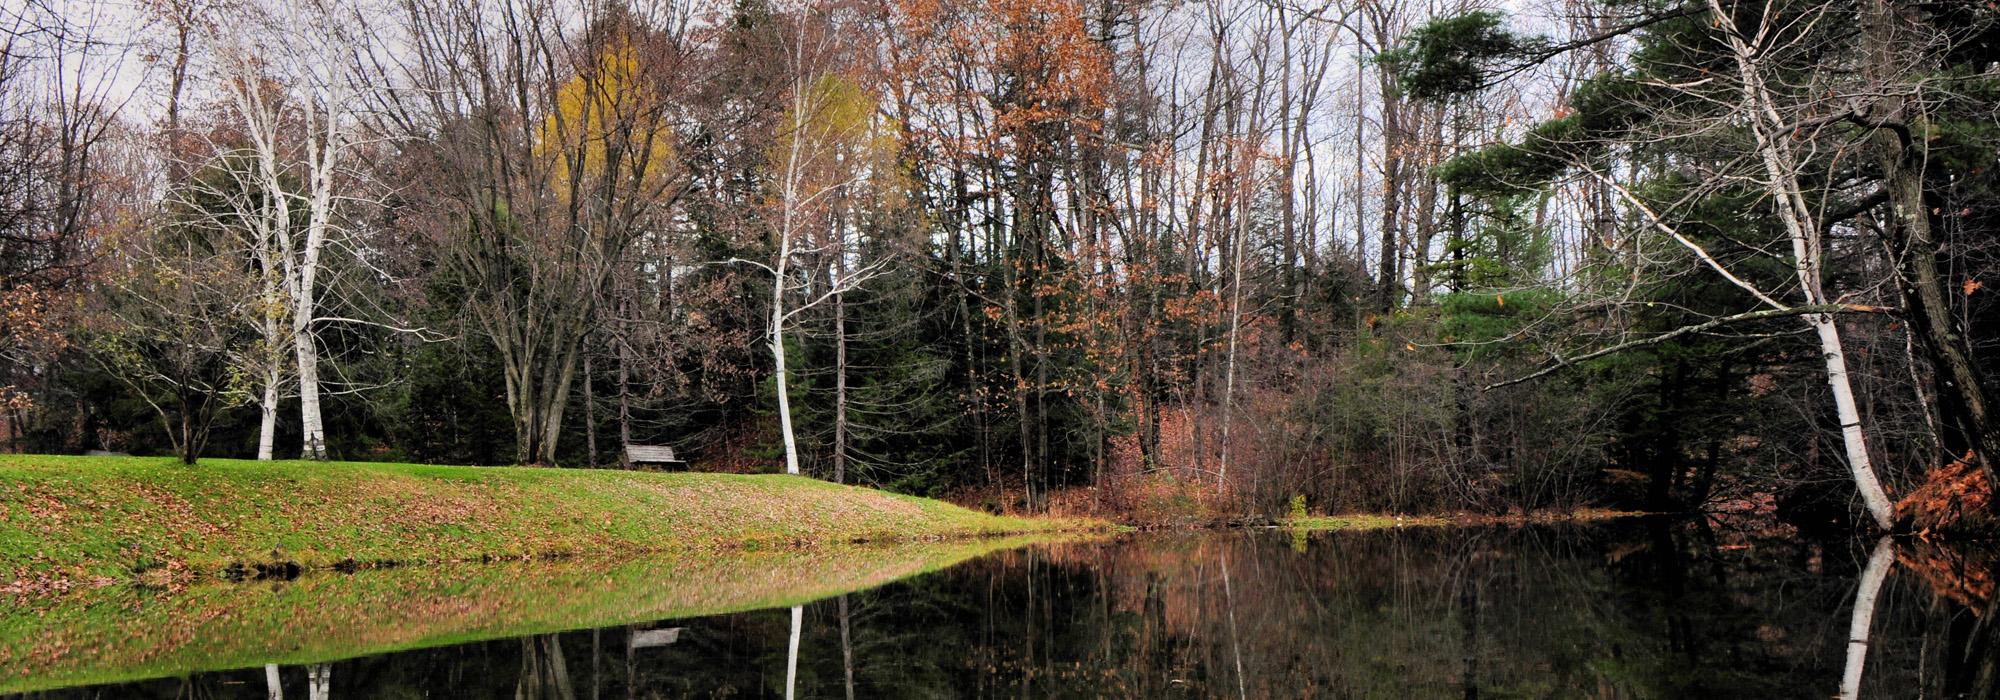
left=0, top=455, right=1096, bottom=596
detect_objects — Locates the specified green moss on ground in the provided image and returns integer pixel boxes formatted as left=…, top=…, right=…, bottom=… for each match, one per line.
left=0, top=455, right=1096, bottom=593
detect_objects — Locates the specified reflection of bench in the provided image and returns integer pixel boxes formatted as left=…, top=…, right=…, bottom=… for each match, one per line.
left=623, top=444, right=687, bottom=470
left=629, top=626, right=683, bottom=650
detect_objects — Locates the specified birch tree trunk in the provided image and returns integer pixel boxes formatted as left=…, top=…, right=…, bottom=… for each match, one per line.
left=214, top=1, right=354, bottom=463
left=1219, top=33, right=1272, bottom=493
left=770, top=38, right=808, bottom=478
left=257, top=366, right=278, bottom=461
left=772, top=263, right=801, bottom=476
left=1716, top=2, right=1894, bottom=528
left=291, top=1, right=349, bottom=462
left=758, top=41, right=889, bottom=480
left=294, top=317, right=326, bottom=460
left=255, top=242, right=283, bottom=461
left=291, top=198, right=330, bottom=463
left=834, top=263, right=848, bottom=484
left=1217, top=158, right=1250, bottom=493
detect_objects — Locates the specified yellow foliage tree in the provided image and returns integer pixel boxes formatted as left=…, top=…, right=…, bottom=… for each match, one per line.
left=540, top=36, right=676, bottom=201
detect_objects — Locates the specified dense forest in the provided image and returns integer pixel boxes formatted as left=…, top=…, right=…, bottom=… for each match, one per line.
left=3, top=0, right=1998, bottom=530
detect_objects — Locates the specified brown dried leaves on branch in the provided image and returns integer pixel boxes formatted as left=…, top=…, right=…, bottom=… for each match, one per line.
left=1895, top=452, right=1995, bottom=537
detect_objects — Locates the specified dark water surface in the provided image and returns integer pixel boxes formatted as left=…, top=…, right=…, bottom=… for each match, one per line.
left=7, top=521, right=1996, bottom=698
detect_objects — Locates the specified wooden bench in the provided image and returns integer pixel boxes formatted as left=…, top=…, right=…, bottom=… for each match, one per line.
left=623, top=444, right=687, bottom=470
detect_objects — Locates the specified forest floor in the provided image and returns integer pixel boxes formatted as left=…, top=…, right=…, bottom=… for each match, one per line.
left=0, top=454, right=1100, bottom=598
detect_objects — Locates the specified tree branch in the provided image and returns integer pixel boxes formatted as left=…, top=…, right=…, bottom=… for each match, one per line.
left=1482, top=303, right=1898, bottom=391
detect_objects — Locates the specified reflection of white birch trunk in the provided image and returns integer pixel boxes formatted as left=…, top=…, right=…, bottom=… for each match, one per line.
left=307, top=663, right=330, bottom=700
left=1840, top=537, right=1895, bottom=700
left=1222, top=552, right=1248, bottom=700
left=266, top=663, right=283, bottom=700
left=786, top=605, right=803, bottom=700
left=839, top=595, right=856, bottom=700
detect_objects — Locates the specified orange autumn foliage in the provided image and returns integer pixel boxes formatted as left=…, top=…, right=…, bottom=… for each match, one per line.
left=0, top=285, right=72, bottom=412
left=1895, top=452, right=1996, bottom=536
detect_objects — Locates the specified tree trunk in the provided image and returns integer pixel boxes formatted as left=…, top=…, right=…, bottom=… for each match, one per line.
left=294, top=328, right=326, bottom=460
left=1409, top=106, right=1442, bottom=306
left=179, top=391, right=197, bottom=465
left=1810, top=315, right=1896, bottom=528
left=1375, top=89, right=1405, bottom=312
left=1874, top=125, right=2000, bottom=485
left=1851, top=0, right=1999, bottom=488
left=618, top=299, right=633, bottom=469
left=1218, top=168, right=1250, bottom=494
left=773, top=272, right=801, bottom=476
left=1000, top=208, right=1033, bottom=505
left=584, top=352, right=597, bottom=467
left=1720, top=9, right=1896, bottom=528
left=834, top=284, right=848, bottom=484
left=257, top=365, right=278, bottom=461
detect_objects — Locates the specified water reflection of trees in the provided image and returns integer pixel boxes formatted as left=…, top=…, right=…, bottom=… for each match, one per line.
left=24, top=526, right=2000, bottom=699
left=1890, top=539, right=2000, bottom=699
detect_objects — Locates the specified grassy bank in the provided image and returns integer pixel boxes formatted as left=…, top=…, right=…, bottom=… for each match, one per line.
left=0, top=455, right=1092, bottom=594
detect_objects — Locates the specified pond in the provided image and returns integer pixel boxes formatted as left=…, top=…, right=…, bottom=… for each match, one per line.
left=3, top=521, right=1993, bottom=698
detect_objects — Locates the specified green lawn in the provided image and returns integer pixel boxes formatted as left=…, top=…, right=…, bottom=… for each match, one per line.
left=0, top=454, right=1093, bottom=593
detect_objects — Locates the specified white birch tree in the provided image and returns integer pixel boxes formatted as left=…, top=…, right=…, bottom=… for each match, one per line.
left=736, top=11, right=893, bottom=476
left=205, top=0, right=370, bottom=460
left=170, top=152, right=292, bottom=461
left=1704, top=0, right=1894, bottom=528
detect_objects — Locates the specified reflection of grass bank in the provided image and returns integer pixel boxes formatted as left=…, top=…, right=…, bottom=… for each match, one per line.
left=0, top=455, right=1100, bottom=594
left=1283, top=514, right=1449, bottom=530
left=0, top=535, right=1086, bottom=693
left=1282, top=509, right=1645, bottom=531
